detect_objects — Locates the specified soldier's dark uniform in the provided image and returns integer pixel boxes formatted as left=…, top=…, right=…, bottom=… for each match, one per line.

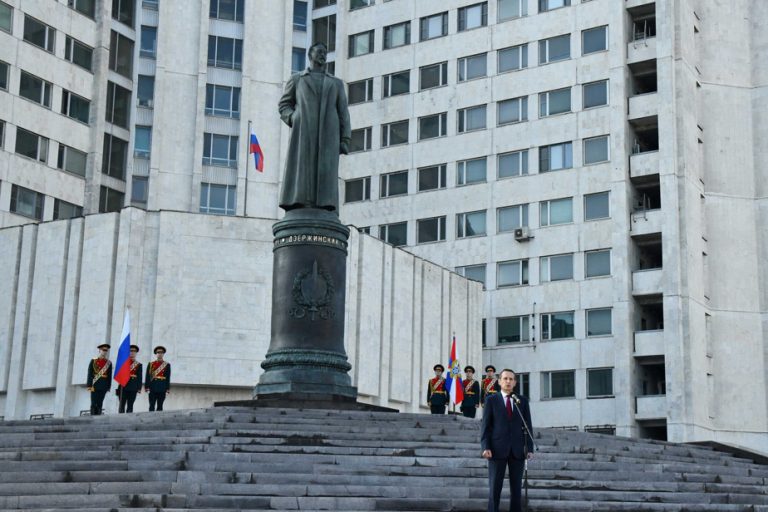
left=145, top=346, right=171, bottom=411
left=116, top=344, right=143, bottom=413
left=86, top=344, right=112, bottom=415
left=427, top=364, right=448, bottom=415
left=460, top=365, right=481, bottom=418
left=481, top=364, right=501, bottom=406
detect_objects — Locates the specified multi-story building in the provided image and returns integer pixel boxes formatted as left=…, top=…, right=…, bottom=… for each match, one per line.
left=330, top=0, right=768, bottom=452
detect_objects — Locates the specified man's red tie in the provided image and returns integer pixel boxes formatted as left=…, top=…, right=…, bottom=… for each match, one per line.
left=506, top=395, right=512, bottom=418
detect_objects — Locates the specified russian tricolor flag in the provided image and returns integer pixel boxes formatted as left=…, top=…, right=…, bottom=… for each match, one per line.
left=249, top=128, right=264, bottom=172
left=113, top=310, right=131, bottom=387
left=445, top=336, right=464, bottom=406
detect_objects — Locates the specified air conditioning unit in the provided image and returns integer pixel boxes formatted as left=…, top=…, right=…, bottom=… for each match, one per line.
left=514, top=227, right=532, bottom=242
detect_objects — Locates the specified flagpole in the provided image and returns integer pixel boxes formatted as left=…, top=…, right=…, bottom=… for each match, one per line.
left=244, top=120, right=251, bottom=217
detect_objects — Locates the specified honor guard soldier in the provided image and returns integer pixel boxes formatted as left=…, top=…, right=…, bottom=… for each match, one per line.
left=481, top=365, right=501, bottom=406
left=116, top=345, right=143, bottom=413
left=145, top=346, right=171, bottom=411
left=427, top=364, right=448, bottom=415
left=460, top=365, right=481, bottom=418
left=86, top=343, right=112, bottom=415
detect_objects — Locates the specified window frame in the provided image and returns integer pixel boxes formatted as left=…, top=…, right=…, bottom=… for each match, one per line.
left=586, top=308, right=613, bottom=337
left=458, top=2, right=488, bottom=32
left=102, top=133, right=128, bottom=180
left=207, top=35, right=243, bottom=70
left=539, top=141, right=573, bottom=172
left=416, top=216, right=447, bottom=244
left=497, top=259, right=529, bottom=287
left=57, top=144, right=87, bottom=177
left=14, top=127, right=49, bottom=163
left=539, top=33, right=571, bottom=65
left=419, top=11, right=448, bottom=41
left=10, top=184, right=45, bottom=220
left=417, top=164, right=447, bottom=192
left=348, top=78, right=374, bottom=104
left=498, top=149, right=529, bottom=178
left=53, top=198, right=83, bottom=219
left=456, top=264, right=486, bottom=286
left=380, top=170, right=409, bottom=198
left=209, top=0, right=245, bottom=22
left=498, top=0, right=527, bottom=21
left=202, top=132, right=238, bottom=168
left=382, top=70, right=410, bottom=98
left=19, top=70, right=52, bottom=108
left=112, top=0, right=134, bottom=28
left=379, top=221, right=408, bottom=247
left=539, top=87, right=571, bottom=117
left=419, top=61, right=448, bottom=91
left=585, top=249, right=611, bottom=278
left=498, top=43, right=528, bottom=73
left=582, top=25, right=608, bottom=55
left=498, top=96, right=528, bottom=126
left=139, top=25, right=157, bottom=59
left=205, top=83, right=241, bottom=118
left=457, top=52, right=487, bottom=82
left=587, top=367, right=614, bottom=398
left=344, top=176, right=371, bottom=203
left=199, top=182, right=236, bottom=216
left=541, top=311, right=575, bottom=341
left=497, top=203, right=529, bottom=232
left=134, top=125, right=152, bottom=158
left=383, top=20, right=410, bottom=50
left=65, top=36, right=94, bottom=72
left=105, top=81, right=131, bottom=128
left=109, top=30, right=134, bottom=78
left=497, top=315, right=530, bottom=344
left=23, top=15, right=55, bottom=53
left=349, top=29, right=374, bottom=58
left=61, top=90, right=91, bottom=124
left=349, top=126, right=373, bottom=153
left=418, top=112, right=447, bottom=141
left=538, top=0, right=570, bottom=13
left=0, top=1, right=12, bottom=34
left=542, top=370, right=576, bottom=399
left=583, top=135, right=610, bottom=165
left=457, top=156, right=487, bottom=185
left=99, top=185, right=125, bottom=213
left=583, top=79, right=609, bottom=109
left=456, top=210, right=487, bottom=238
left=540, top=253, right=574, bottom=282
left=457, top=104, right=487, bottom=133
left=539, top=197, right=573, bottom=226
left=381, top=119, right=409, bottom=147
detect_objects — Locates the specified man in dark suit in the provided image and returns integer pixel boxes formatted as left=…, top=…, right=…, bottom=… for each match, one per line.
left=481, top=369, right=534, bottom=512
left=116, top=344, right=142, bottom=413
left=145, top=346, right=170, bottom=411
left=86, top=343, right=112, bottom=415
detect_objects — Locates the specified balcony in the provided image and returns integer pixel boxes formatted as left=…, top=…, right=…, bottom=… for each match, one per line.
left=631, top=208, right=662, bottom=235
left=632, top=268, right=662, bottom=295
left=633, top=329, right=664, bottom=357
left=628, top=93, right=658, bottom=120
left=628, top=37, right=656, bottom=64
left=629, top=150, right=659, bottom=178
left=626, top=0, right=657, bottom=10
left=635, top=395, right=666, bottom=420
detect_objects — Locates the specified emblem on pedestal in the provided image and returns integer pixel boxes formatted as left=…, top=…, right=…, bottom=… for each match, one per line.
left=290, top=260, right=335, bottom=321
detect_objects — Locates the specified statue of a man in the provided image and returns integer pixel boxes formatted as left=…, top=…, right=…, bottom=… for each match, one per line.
left=278, top=42, right=351, bottom=212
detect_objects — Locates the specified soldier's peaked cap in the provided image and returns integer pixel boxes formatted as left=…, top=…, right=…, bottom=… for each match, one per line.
left=130, top=345, right=140, bottom=352
left=153, top=346, right=166, bottom=354
left=485, top=365, right=496, bottom=372
left=464, top=365, right=476, bottom=373
left=97, top=343, right=110, bottom=350
left=433, top=364, right=445, bottom=371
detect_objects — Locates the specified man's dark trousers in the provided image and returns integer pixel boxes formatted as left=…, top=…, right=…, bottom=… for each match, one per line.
left=118, top=390, right=138, bottom=413
left=90, top=389, right=107, bottom=415
left=487, top=457, right=525, bottom=512
left=148, top=392, right=166, bottom=411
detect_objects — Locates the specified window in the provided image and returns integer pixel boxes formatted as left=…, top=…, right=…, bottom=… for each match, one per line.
left=0, top=1, right=11, bottom=33
left=381, top=120, right=408, bottom=147
left=539, top=34, right=570, bottom=64
left=380, top=170, right=408, bottom=198
left=418, top=113, right=447, bottom=140
left=207, top=36, right=243, bottom=69
left=458, top=104, right=487, bottom=133
left=203, top=133, right=238, bottom=167
left=205, top=84, right=241, bottom=118
left=10, top=185, right=44, bottom=220
left=384, top=21, right=410, bottom=49
left=293, top=0, right=307, bottom=30
left=539, top=142, right=572, bottom=172
left=65, top=36, right=93, bottom=71
left=541, top=312, right=575, bottom=340
left=583, top=79, right=608, bottom=108
left=498, top=44, right=528, bottom=73
left=383, top=70, right=409, bottom=98
left=137, top=75, right=155, bottom=107
left=348, top=78, right=373, bottom=104
left=498, top=315, right=529, bottom=344
left=458, top=53, right=486, bottom=82
left=587, top=308, right=612, bottom=336
left=587, top=368, right=613, bottom=397
left=131, top=176, right=148, bottom=205
left=457, top=210, right=486, bottom=238
left=291, top=47, right=305, bottom=73
left=349, top=30, right=374, bottom=57
left=0, top=61, right=7, bottom=90
left=134, top=126, right=151, bottom=158
left=143, top=0, right=158, bottom=9
left=418, top=164, right=446, bottom=191
left=102, top=134, right=128, bottom=180
left=582, top=25, right=607, bottom=55
left=498, top=204, right=528, bottom=232
left=350, top=0, right=372, bottom=10
left=61, top=91, right=90, bottom=124
left=498, top=96, right=528, bottom=125
left=541, top=254, right=573, bottom=282
left=19, top=71, right=52, bottom=108
left=498, top=0, right=526, bottom=20
left=456, top=264, right=486, bottom=286
left=0, top=120, right=3, bottom=148
left=140, top=26, right=157, bottom=58
left=24, top=15, right=55, bottom=53
left=57, top=145, right=87, bottom=177
left=53, top=198, right=83, bottom=219
left=585, top=249, right=610, bottom=277
left=209, top=0, right=244, bottom=22
left=358, top=226, right=371, bottom=235
left=344, top=177, right=370, bottom=203
left=419, top=61, right=448, bottom=90
left=420, top=12, right=447, bottom=41
left=15, top=128, right=48, bottom=162
left=349, top=127, right=372, bottom=152
left=99, top=186, right=124, bottom=213
left=112, top=0, right=134, bottom=28
left=584, top=136, right=609, bottom=165
left=200, top=183, right=236, bottom=215
left=457, top=157, right=486, bottom=185
left=498, top=150, right=529, bottom=178
left=417, top=216, right=446, bottom=243
left=458, top=2, right=487, bottom=32
left=498, top=259, right=528, bottom=287
left=540, top=197, right=573, bottom=226
left=542, top=370, right=575, bottom=398
left=584, top=191, right=610, bottom=220
left=539, top=0, right=570, bottom=12
left=539, top=87, right=571, bottom=117
left=379, top=222, right=407, bottom=247
left=514, top=373, right=530, bottom=398
left=314, top=0, right=335, bottom=7
left=105, top=82, right=131, bottom=128
left=109, top=31, right=134, bottom=78
left=68, top=0, right=95, bottom=18
left=312, top=15, right=336, bottom=52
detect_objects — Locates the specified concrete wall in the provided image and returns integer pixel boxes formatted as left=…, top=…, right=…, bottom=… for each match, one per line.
left=0, top=208, right=483, bottom=419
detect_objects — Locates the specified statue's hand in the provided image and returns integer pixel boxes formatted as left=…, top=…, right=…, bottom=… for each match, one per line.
left=340, top=141, right=349, bottom=155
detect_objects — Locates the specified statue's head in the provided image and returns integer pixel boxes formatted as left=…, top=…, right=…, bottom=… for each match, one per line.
left=308, top=42, right=328, bottom=66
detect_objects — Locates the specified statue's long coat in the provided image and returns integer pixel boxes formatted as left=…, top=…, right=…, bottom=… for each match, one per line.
left=278, top=69, right=351, bottom=211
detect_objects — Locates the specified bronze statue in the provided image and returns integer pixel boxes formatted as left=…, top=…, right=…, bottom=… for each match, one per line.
left=278, top=42, right=351, bottom=212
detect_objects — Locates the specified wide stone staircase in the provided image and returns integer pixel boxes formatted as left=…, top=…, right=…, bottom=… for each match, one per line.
left=0, top=406, right=766, bottom=511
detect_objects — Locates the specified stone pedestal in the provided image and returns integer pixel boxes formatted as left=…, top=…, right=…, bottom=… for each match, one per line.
left=254, top=208, right=357, bottom=402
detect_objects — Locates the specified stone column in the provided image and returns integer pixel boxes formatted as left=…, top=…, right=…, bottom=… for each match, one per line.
left=254, top=208, right=357, bottom=402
